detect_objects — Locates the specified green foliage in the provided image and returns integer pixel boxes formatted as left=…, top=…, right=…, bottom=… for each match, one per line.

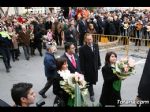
left=113, top=80, right=122, bottom=92
left=74, top=83, right=82, bottom=107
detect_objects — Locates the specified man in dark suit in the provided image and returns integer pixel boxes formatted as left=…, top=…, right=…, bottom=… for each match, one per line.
left=45, top=18, right=52, bottom=31
left=33, top=19, right=45, bottom=56
left=61, top=42, right=80, bottom=73
left=79, top=33, right=101, bottom=102
left=64, top=19, right=78, bottom=53
left=136, top=49, right=150, bottom=107
left=78, top=12, right=88, bottom=46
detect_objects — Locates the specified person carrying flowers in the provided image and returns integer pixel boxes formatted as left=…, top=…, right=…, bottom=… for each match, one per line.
left=99, top=51, right=136, bottom=107
left=53, top=57, right=70, bottom=106
left=53, top=57, right=88, bottom=107
left=99, top=51, right=122, bottom=107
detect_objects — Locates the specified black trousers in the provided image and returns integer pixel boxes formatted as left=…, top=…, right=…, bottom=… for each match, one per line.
left=39, top=77, right=55, bottom=95
left=11, top=49, right=19, bottom=61
left=88, top=83, right=94, bottom=97
left=135, top=39, right=141, bottom=46
left=0, top=47, right=11, bottom=70
left=79, top=33, right=85, bottom=46
left=33, top=43, right=43, bottom=56
left=30, top=42, right=35, bottom=55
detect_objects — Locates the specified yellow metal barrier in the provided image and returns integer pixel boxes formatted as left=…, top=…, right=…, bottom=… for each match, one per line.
left=86, top=33, right=150, bottom=56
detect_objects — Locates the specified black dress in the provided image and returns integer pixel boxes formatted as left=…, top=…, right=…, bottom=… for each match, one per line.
left=100, top=64, right=121, bottom=107
left=53, top=73, right=70, bottom=106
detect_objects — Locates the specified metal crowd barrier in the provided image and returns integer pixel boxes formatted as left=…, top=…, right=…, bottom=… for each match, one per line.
left=87, top=33, right=150, bottom=56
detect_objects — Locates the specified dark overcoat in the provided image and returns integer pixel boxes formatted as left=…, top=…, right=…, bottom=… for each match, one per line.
left=100, top=64, right=121, bottom=106
left=138, top=49, right=150, bottom=106
left=79, top=43, right=101, bottom=84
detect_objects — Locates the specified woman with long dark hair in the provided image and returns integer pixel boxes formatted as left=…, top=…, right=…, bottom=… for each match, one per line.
left=99, top=51, right=121, bottom=107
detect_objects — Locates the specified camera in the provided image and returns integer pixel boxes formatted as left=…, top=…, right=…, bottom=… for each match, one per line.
left=36, top=100, right=45, bottom=107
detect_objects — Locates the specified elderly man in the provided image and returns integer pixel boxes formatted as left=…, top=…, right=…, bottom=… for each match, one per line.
left=79, top=33, right=101, bottom=102
left=18, top=26, right=30, bottom=60
left=39, top=43, right=57, bottom=98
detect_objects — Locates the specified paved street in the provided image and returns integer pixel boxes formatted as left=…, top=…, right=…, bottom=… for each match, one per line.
left=0, top=46, right=147, bottom=107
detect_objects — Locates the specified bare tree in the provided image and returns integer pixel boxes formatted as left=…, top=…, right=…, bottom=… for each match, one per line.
left=4, top=7, right=9, bottom=17
left=0, top=7, right=5, bottom=16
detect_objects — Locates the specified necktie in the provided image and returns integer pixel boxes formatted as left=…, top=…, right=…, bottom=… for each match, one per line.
left=90, top=44, right=93, bottom=51
left=71, top=56, right=76, bottom=68
left=91, top=46, right=93, bottom=51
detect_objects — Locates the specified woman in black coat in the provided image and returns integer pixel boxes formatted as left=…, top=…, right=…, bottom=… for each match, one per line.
left=99, top=51, right=121, bottom=107
left=53, top=57, right=70, bottom=107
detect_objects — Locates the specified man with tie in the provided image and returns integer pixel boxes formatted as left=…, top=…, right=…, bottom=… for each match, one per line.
left=79, top=33, right=101, bottom=102
left=61, top=42, right=81, bottom=73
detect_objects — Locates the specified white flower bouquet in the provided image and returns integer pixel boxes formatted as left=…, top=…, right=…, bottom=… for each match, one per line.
left=112, top=57, right=136, bottom=92
left=113, top=57, right=136, bottom=80
left=58, top=70, right=89, bottom=106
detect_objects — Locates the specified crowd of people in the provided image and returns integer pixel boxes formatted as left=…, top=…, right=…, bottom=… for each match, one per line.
left=1, top=7, right=150, bottom=72
left=0, top=7, right=150, bottom=107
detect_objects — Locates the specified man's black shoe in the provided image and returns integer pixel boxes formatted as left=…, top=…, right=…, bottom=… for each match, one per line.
left=40, top=53, right=43, bottom=57
left=90, top=96, right=95, bottom=102
left=26, top=57, right=30, bottom=60
left=39, top=92, right=47, bottom=98
left=8, top=65, right=12, bottom=69
left=15, top=58, right=19, bottom=61
left=6, top=69, right=10, bottom=73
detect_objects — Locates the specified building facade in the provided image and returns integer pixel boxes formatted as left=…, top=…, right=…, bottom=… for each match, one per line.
left=0, top=7, right=26, bottom=16
left=0, top=7, right=61, bottom=16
